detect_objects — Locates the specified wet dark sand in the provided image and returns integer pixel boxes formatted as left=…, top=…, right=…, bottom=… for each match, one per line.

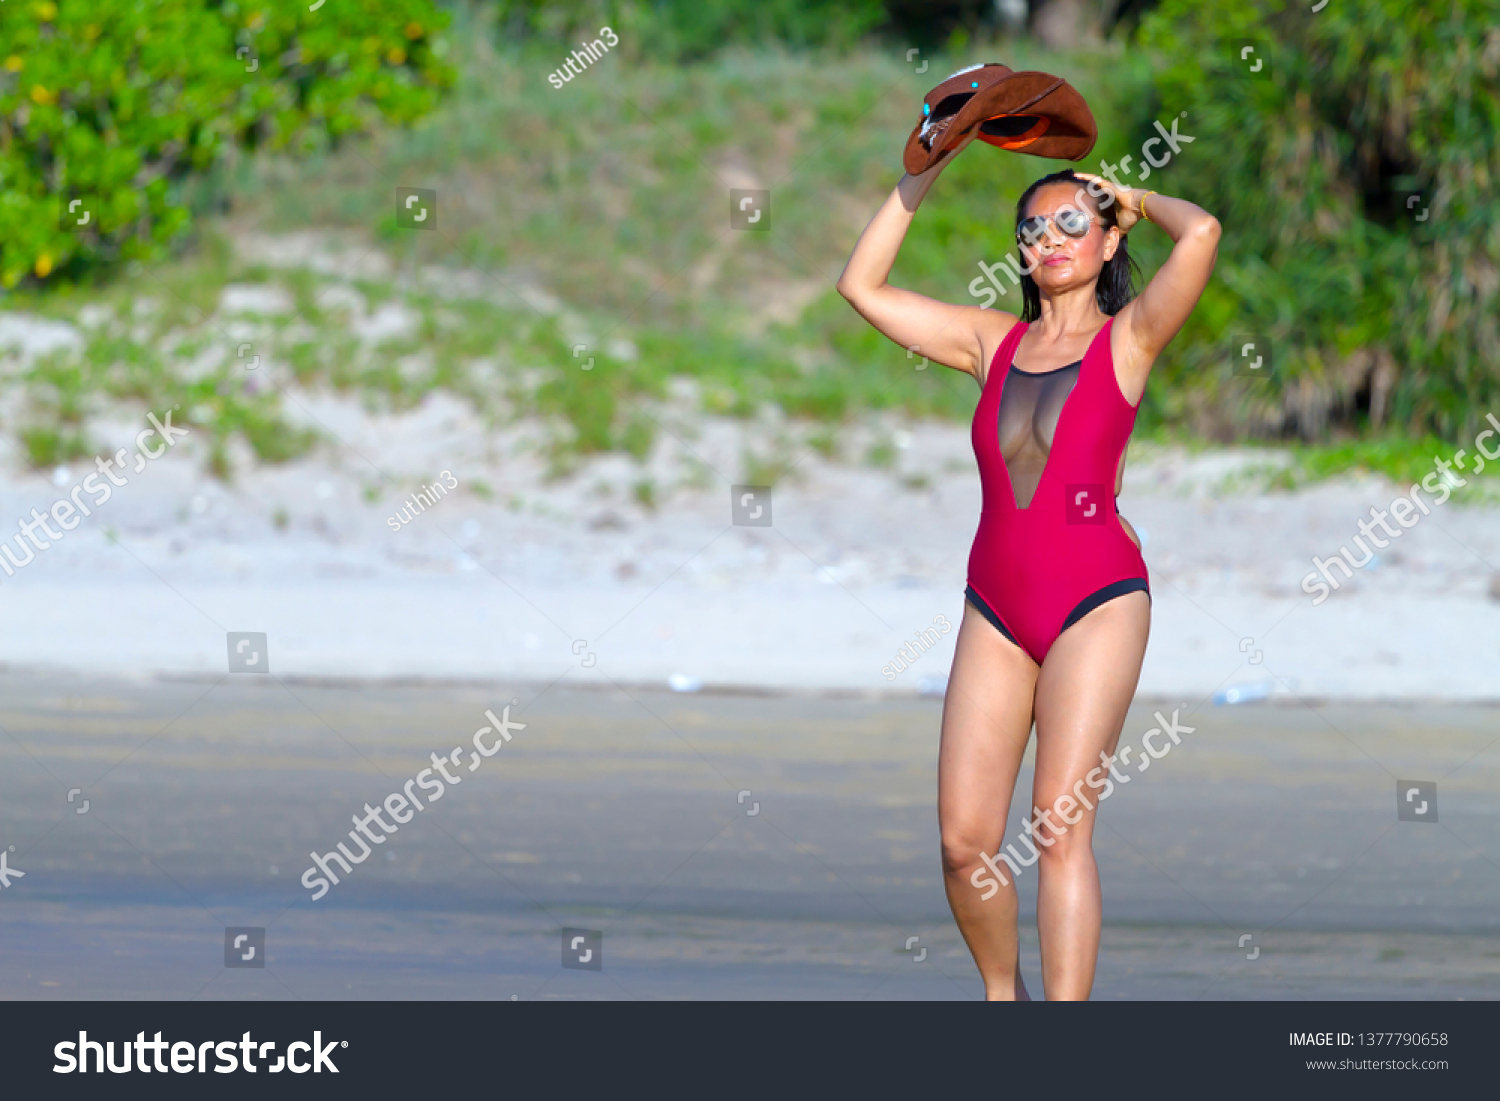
left=2, top=674, right=1497, bottom=1000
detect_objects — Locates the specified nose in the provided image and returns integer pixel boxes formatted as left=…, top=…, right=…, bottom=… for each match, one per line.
left=1035, top=231, right=1064, bottom=255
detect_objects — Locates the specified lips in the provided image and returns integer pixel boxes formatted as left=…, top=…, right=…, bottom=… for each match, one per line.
left=1043, top=255, right=1070, bottom=266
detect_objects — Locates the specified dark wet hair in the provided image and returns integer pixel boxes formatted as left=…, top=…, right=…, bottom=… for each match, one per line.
left=1016, top=170, right=1139, bottom=322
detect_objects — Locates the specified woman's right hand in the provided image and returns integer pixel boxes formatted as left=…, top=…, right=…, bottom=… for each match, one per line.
left=898, top=150, right=952, bottom=211
left=1074, top=173, right=1143, bottom=232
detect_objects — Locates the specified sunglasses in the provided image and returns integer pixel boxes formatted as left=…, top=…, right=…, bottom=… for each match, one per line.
left=1015, top=209, right=1096, bottom=248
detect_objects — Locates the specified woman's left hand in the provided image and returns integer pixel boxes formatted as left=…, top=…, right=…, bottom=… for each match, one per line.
left=1074, top=173, right=1144, bottom=233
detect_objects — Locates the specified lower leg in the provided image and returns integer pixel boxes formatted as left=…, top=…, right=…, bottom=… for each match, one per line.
left=941, top=858, right=1030, bottom=1000
left=1035, top=840, right=1102, bottom=999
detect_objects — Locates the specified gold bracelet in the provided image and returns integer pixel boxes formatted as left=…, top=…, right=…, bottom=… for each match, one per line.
left=1139, top=190, right=1158, bottom=224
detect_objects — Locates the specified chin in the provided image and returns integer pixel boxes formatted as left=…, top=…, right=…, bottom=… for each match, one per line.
left=1039, top=267, right=1094, bottom=288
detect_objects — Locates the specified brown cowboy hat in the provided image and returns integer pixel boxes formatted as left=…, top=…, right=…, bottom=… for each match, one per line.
left=902, top=63, right=1097, bottom=175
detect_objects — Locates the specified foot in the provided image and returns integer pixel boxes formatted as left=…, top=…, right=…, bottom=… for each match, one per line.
left=982, top=969, right=1033, bottom=1001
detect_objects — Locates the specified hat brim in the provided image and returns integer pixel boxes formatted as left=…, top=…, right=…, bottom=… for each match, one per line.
left=902, top=70, right=1096, bottom=176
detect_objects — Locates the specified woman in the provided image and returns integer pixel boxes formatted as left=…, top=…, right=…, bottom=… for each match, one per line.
left=836, top=159, right=1219, bottom=999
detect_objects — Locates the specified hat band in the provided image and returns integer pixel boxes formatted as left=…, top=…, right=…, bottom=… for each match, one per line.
left=979, top=114, right=1051, bottom=150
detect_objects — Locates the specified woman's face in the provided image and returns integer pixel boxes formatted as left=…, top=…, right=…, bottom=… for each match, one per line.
left=1021, top=182, right=1119, bottom=295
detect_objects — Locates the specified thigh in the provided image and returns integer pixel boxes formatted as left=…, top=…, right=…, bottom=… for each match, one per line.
left=1030, top=592, right=1150, bottom=824
left=938, top=601, right=1040, bottom=839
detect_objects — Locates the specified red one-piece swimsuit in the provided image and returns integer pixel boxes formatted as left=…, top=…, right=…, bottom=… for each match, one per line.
left=964, top=316, right=1149, bottom=663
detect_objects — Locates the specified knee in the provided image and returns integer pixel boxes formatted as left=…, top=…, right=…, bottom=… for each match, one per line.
left=1034, top=826, right=1091, bottom=869
left=940, top=827, right=992, bottom=877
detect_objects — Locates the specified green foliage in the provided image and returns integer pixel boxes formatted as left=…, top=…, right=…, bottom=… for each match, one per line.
left=14, top=324, right=320, bottom=474
left=1134, top=0, right=1500, bottom=442
left=1278, top=434, right=1478, bottom=489
left=0, top=0, right=456, bottom=287
left=494, top=0, right=888, bottom=61
left=21, top=424, right=90, bottom=466
left=12, top=6, right=1496, bottom=485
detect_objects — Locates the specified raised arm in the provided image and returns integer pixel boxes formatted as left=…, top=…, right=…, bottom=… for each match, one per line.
left=1079, top=175, right=1221, bottom=406
left=836, top=168, right=1017, bottom=379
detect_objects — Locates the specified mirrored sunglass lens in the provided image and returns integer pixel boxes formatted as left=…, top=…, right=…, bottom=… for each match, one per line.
left=1018, top=217, right=1046, bottom=246
left=1059, top=211, right=1091, bottom=236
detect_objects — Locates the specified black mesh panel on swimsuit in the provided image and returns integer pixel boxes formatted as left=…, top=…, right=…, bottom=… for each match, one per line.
left=996, top=360, right=1081, bottom=509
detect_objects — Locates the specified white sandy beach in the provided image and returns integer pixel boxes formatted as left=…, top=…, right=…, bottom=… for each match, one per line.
left=0, top=375, right=1496, bottom=701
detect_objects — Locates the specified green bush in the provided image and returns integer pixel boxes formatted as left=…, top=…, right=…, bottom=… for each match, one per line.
left=0, top=0, right=456, bottom=287
left=1133, top=0, right=1500, bottom=443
